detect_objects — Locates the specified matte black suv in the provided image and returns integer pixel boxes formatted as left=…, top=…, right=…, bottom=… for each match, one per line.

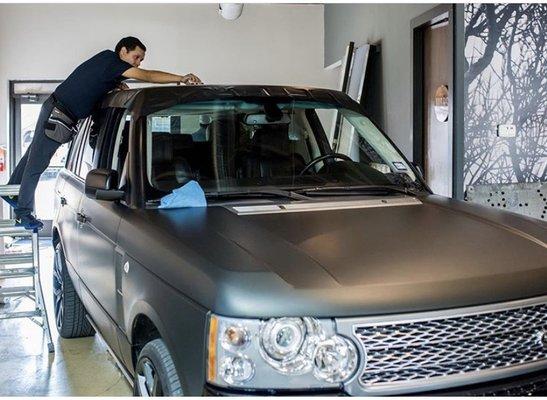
left=52, top=85, right=547, bottom=396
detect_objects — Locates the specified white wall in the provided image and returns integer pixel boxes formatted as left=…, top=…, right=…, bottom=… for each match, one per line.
left=324, top=4, right=436, bottom=159
left=0, top=3, right=338, bottom=177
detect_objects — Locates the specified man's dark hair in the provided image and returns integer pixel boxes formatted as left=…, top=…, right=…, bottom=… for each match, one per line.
left=115, top=37, right=146, bottom=54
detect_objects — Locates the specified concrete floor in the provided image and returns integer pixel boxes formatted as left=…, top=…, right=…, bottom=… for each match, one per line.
left=0, top=239, right=132, bottom=396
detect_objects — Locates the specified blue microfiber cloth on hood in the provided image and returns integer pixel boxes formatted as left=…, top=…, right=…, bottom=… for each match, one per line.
left=159, top=180, right=207, bottom=209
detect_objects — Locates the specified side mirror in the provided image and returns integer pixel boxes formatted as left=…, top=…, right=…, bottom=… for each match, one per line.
left=85, top=169, right=124, bottom=201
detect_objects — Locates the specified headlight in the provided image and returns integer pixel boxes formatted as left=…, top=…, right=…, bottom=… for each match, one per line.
left=259, top=317, right=323, bottom=375
left=207, top=314, right=359, bottom=390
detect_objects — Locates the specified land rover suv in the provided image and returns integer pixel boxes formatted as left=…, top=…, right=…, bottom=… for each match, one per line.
left=52, top=85, right=547, bottom=396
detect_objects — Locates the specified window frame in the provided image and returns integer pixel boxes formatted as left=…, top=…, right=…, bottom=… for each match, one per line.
left=72, top=107, right=110, bottom=180
left=105, top=109, right=131, bottom=172
left=136, top=98, right=431, bottom=206
left=96, top=107, right=128, bottom=170
left=100, top=108, right=132, bottom=202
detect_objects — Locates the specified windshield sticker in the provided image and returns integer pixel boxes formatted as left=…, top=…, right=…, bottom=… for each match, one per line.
left=392, top=161, right=407, bottom=171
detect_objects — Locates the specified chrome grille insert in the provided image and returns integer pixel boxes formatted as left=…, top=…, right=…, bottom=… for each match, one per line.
left=336, top=297, right=547, bottom=395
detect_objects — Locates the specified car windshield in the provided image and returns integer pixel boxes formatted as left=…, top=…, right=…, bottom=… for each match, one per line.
left=145, top=99, right=422, bottom=200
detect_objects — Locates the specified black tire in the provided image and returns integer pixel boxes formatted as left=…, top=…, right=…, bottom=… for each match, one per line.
left=134, top=339, right=183, bottom=396
left=53, top=241, right=95, bottom=338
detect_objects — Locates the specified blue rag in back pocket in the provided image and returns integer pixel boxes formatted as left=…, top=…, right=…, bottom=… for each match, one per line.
left=158, top=180, right=207, bottom=209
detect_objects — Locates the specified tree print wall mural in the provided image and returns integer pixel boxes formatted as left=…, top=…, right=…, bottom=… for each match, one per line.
left=464, top=4, right=546, bottom=189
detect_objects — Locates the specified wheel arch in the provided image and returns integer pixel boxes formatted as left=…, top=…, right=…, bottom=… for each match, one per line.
left=127, top=299, right=196, bottom=394
left=127, top=302, right=170, bottom=369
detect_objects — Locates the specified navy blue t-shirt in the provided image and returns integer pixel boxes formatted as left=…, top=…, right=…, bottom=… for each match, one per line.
left=54, top=50, right=133, bottom=119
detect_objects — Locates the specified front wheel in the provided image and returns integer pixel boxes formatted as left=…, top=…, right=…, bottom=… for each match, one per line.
left=134, top=339, right=183, bottom=396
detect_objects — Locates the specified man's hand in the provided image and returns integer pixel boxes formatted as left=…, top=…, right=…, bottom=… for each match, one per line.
left=179, top=73, right=203, bottom=85
left=108, top=82, right=130, bottom=93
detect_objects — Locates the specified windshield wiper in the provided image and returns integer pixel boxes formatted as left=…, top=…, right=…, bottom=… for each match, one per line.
left=294, top=185, right=417, bottom=197
left=205, top=188, right=310, bottom=201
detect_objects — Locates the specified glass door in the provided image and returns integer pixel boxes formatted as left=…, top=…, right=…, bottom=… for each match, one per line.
left=10, top=82, right=66, bottom=236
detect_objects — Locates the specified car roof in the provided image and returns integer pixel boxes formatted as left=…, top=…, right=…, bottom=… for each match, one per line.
left=101, top=84, right=361, bottom=116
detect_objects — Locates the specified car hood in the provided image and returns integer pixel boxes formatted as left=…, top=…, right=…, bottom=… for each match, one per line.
left=136, top=195, right=547, bottom=318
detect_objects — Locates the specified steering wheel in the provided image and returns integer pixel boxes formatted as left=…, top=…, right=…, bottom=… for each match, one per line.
left=298, top=153, right=353, bottom=176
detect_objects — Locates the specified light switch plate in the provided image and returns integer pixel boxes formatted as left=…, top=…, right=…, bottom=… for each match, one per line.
left=497, top=124, right=517, bottom=138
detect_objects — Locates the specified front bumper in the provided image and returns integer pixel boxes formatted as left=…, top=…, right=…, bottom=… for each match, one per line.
left=203, top=369, right=547, bottom=396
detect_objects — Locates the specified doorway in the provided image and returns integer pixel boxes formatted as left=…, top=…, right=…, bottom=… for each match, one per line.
left=9, top=81, right=67, bottom=236
left=412, top=5, right=459, bottom=198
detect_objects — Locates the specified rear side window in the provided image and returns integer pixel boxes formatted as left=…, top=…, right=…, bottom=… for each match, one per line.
left=66, top=118, right=90, bottom=174
left=78, top=112, right=104, bottom=179
left=78, top=127, right=95, bottom=179
left=69, top=108, right=109, bottom=179
left=111, top=112, right=131, bottom=172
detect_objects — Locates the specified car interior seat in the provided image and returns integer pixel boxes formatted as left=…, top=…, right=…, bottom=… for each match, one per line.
left=236, top=125, right=306, bottom=179
left=151, top=133, right=196, bottom=191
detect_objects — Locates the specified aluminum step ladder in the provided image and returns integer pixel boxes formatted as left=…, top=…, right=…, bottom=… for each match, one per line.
left=0, top=184, right=54, bottom=353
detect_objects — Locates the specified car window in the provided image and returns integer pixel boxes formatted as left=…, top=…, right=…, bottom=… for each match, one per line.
left=144, top=100, right=420, bottom=199
left=145, top=103, right=322, bottom=194
left=111, top=112, right=131, bottom=189
left=77, top=110, right=104, bottom=179
left=111, top=112, right=131, bottom=173
left=66, top=118, right=90, bottom=175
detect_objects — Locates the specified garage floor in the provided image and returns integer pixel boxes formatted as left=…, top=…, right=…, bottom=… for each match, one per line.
left=0, top=239, right=131, bottom=396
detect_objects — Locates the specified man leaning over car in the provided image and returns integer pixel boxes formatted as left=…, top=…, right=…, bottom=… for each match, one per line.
left=4, top=36, right=202, bottom=230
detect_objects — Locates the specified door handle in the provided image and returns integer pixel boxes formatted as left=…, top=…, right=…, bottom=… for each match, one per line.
left=60, top=197, right=67, bottom=206
left=76, top=212, right=87, bottom=223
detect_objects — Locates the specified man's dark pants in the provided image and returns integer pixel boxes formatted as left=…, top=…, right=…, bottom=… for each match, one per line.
left=8, top=95, right=62, bottom=218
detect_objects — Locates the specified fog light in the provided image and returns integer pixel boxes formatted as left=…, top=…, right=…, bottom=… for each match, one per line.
left=219, top=355, right=255, bottom=384
left=313, top=336, right=358, bottom=383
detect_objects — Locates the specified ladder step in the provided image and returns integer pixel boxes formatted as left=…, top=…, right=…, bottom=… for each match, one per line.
left=0, top=184, right=20, bottom=197
left=0, top=310, right=41, bottom=320
left=0, top=219, right=18, bottom=227
left=0, top=220, right=34, bottom=237
left=0, top=225, right=33, bottom=237
left=0, top=253, right=34, bottom=266
left=0, top=286, right=35, bottom=297
left=0, top=267, right=35, bottom=279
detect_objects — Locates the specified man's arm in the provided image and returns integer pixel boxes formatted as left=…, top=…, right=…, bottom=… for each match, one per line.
left=122, top=67, right=202, bottom=85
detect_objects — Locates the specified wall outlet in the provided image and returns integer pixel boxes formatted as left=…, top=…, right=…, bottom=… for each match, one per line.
left=497, top=124, right=517, bottom=138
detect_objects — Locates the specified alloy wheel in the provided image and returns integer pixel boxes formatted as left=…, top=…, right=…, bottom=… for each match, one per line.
left=136, top=357, right=164, bottom=396
left=53, top=246, right=65, bottom=330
